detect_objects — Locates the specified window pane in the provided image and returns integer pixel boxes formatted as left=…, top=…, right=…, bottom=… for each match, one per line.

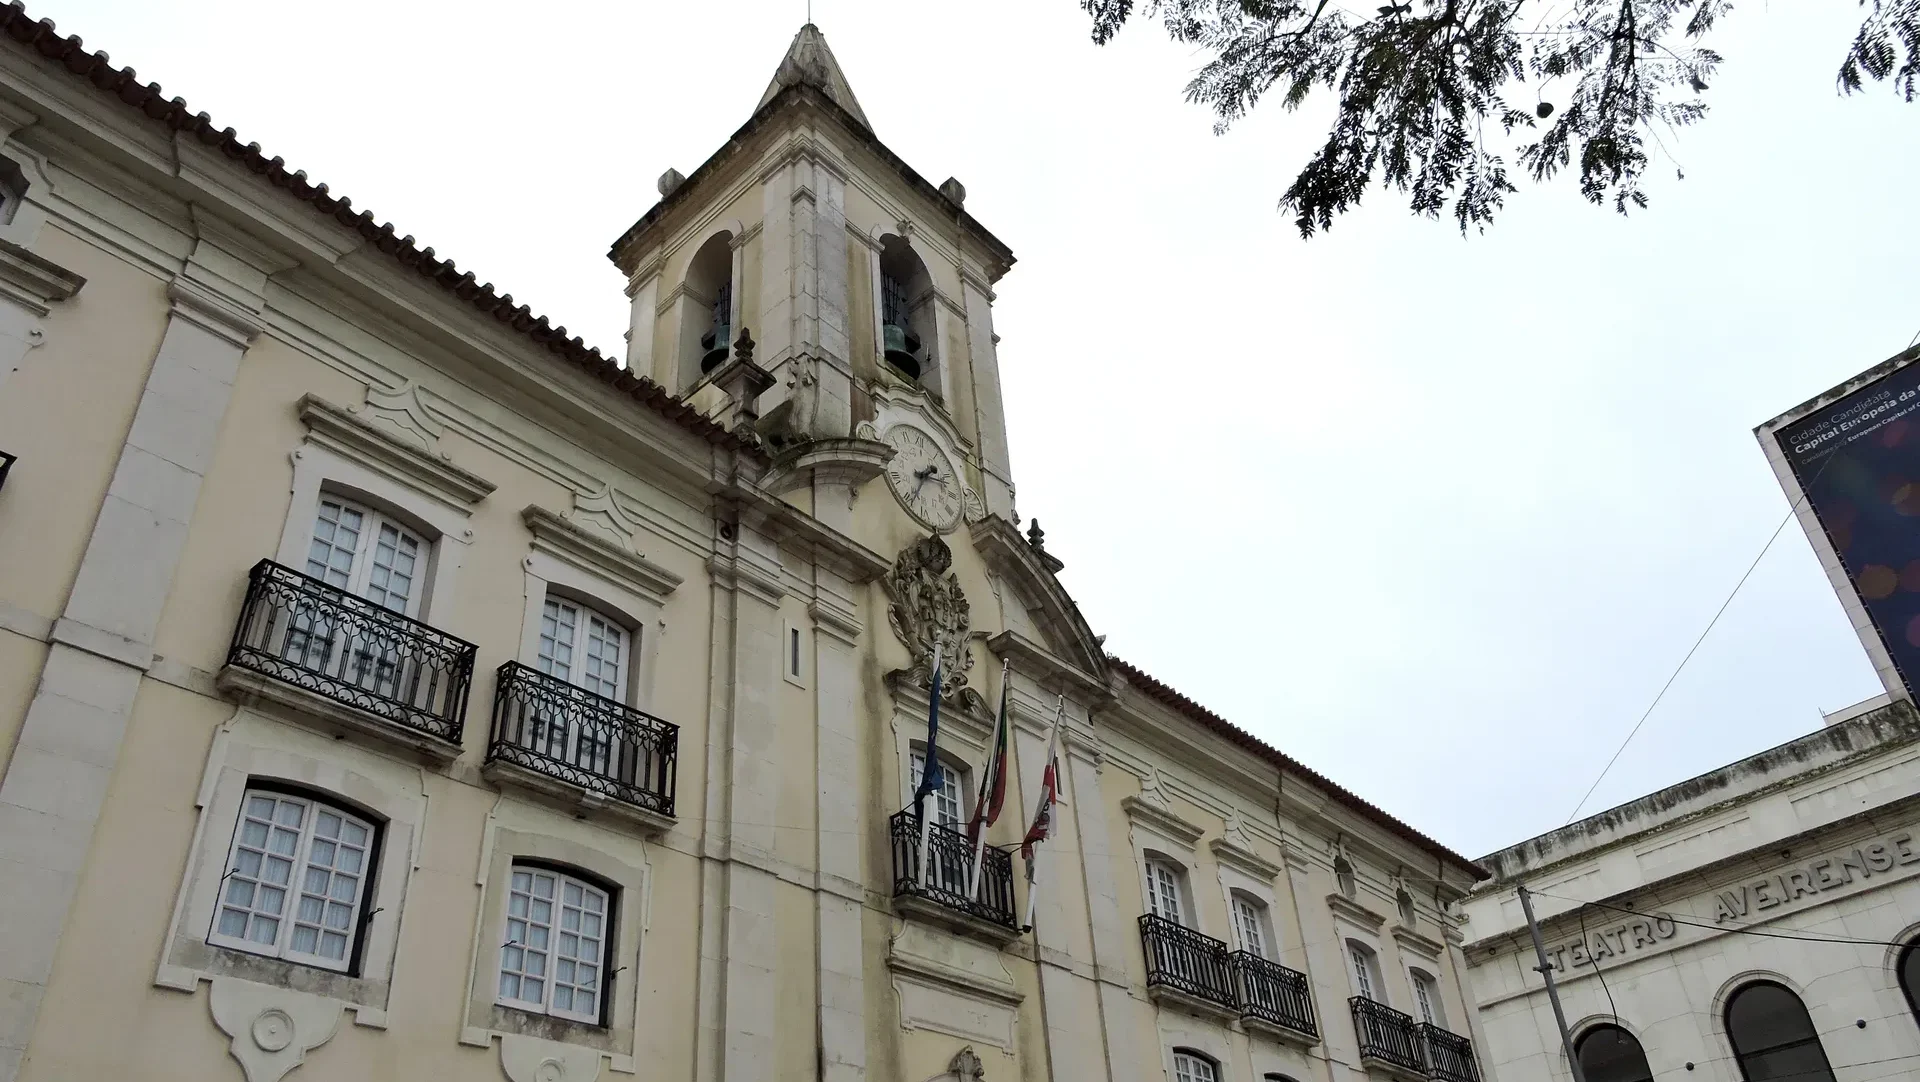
left=1577, top=1026, right=1655, bottom=1082
left=1727, top=984, right=1834, bottom=1082
left=306, top=501, right=362, bottom=588
left=539, top=600, right=578, bottom=682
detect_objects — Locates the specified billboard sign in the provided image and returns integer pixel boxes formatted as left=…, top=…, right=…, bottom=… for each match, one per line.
left=1772, top=354, right=1920, bottom=698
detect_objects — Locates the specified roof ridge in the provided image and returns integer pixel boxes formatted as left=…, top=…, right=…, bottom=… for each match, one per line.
left=0, top=1, right=759, bottom=457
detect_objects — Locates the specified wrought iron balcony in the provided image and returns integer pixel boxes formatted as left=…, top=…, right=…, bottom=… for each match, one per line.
left=1139, top=913, right=1237, bottom=1013
left=224, top=559, right=474, bottom=752
left=486, top=662, right=678, bottom=825
left=1231, top=950, right=1318, bottom=1041
left=1417, top=1022, right=1480, bottom=1082
left=0, top=449, right=14, bottom=492
left=888, top=809, right=1019, bottom=935
left=1351, top=997, right=1426, bottom=1075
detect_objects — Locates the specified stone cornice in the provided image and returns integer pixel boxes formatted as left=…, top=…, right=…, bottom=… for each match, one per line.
left=971, top=517, right=1106, bottom=680
left=1210, top=836, right=1282, bottom=882
left=0, top=237, right=82, bottom=316
left=729, top=483, right=891, bottom=584
left=297, top=393, right=496, bottom=508
left=1392, top=924, right=1445, bottom=961
left=986, top=630, right=1106, bottom=702
left=1327, top=893, right=1388, bottom=933
left=167, top=279, right=263, bottom=348
left=807, top=599, right=863, bottom=645
left=1121, top=796, right=1204, bottom=850
left=522, top=505, right=683, bottom=607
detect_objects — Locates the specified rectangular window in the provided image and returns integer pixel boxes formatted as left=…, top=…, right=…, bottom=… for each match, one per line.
left=1412, top=971, right=1444, bottom=1026
left=1349, top=942, right=1377, bottom=1002
left=1146, top=860, right=1185, bottom=926
left=499, top=866, right=611, bottom=1024
left=910, top=751, right=963, bottom=827
left=790, top=627, right=802, bottom=677
left=1232, top=895, right=1266, bottom=957
left=211, top=789, right=375, bottom=972
left=289, top=496, right=430, bottom=695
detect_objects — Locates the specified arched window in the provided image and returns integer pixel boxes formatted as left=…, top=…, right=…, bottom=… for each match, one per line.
left=1347, top=939, right=1384, bottom=1003
left=1899, top=940, right=1920, bottom=1027
left=1725, top=981, right=1835, bottom=1082
left=876, top=234, right=934, bottom=384
left=211, top=787, right=381, bottom=973
left=1575, top=1024, right=1654, bottom=1082
left=1262, top=1075, right=1299, bottom=1082
left=1144, top=855, right=1189, bottom=926
left=1171, top=1049, right=1218, bottom=1082
left=679, top=230, right=735, bottom=387
left=1230, top=890, right=1274, bottom=958
left=497, top=862, right=615, bottom=1024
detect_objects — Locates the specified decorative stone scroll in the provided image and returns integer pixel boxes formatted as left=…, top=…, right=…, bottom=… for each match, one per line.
left=207, top=977, right=344, bottom=1082
left=885, top=535, right=980, bottom=707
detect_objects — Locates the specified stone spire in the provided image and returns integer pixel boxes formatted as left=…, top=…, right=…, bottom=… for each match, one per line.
left=757, top=24, right=872, bottom=130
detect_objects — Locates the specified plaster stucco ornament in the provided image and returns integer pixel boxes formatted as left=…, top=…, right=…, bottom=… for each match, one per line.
left=885, top=535, right=982, bottom=709
left=207, top=977, right=343, bottom=1082
left=949, top=1046, right=986, bottom=1082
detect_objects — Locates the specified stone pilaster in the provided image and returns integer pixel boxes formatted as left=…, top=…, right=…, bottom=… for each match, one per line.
left=959, top=271, right=1013, bottom=520
left=810, top=578, right=865, bottom=1082
left=0, top=212, right=279, bottom=1082
left=1281, top=843, right=1358, bottom=1081
left=696, top=519, right=787, bottom=1082
left=1061, top=733, right=1142, bottom=1082
left=758, top=147, right=852, bottom=440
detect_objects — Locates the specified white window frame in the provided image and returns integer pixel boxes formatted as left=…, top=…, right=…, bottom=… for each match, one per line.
left=497, top=864, right=614, bottom=1025
left=1231, top=892, right=1270, bottom=958
left=208, top=788, right=377, bottom=973
left=1146, top=857, right=1188, bottom=927
left=1348, top=940, right=1383, bottom=1003
left=1410, top=968, right=1445, bottom=1027
left=516, top=511, right=673, bottom=719
left=1172, top=1050, right=1218, bottom=1082
left=304, top=494, right=429, bottom=617
left=909, top=748, right=968, bottom=828
left=538, top=595, right=631, bottom=703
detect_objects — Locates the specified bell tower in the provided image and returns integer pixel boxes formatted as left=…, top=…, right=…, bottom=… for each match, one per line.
left=608, top=24, right=1019, bottom=523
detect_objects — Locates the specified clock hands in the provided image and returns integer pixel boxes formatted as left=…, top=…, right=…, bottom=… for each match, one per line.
left=910, top=464, right=952, bottom=501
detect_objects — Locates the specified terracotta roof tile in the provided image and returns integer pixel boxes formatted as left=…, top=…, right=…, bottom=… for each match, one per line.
left=1108, top=656, right=1488, bottom=881
left=0, top=1, right=759, bottom=457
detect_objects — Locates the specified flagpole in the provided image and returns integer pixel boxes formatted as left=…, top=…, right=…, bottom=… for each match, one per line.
left=916, top=641, right=942, bottom=891
left=967, top=659, right=1010, bottom=900
left=1020, top=695, right=1065, bottom=930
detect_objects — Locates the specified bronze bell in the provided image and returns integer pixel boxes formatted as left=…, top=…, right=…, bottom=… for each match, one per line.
left=883, top=322, right=922, bottom=380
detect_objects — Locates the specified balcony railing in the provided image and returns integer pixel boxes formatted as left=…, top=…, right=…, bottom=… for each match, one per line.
left=1139, top=913, right=1237, bottom=1010
left=888, top=810, right=1018, bottom=932
left=0, top=449, right=14, bottom=492
left=1352, top=997, right=1426, bottom=1074
left=227, top=559, right=475, bottom=743
left=1418, top=1022, right=1481, bottom=1082
left=487, top=661, right=678, bottom=818
left=1231, top=950, right=1318, bottom=1038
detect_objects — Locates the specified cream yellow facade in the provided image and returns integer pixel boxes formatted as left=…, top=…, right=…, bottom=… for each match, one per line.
left=0, top=14, right=1487, bottom=1082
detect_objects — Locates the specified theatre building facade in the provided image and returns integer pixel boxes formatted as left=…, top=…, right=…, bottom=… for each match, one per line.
left=0, top=10, right=1491, bottom=1082
left=1461, top=345, right=1920, bottom=1082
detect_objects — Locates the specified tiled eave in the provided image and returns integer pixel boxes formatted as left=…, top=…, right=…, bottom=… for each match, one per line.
left=0, top=1, right=762, bottom=460
left=1109, top=656, right=1489, bottom=883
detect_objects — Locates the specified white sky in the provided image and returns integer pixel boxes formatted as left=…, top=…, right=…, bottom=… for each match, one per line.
left=52, top=0, right=1920, bottom=857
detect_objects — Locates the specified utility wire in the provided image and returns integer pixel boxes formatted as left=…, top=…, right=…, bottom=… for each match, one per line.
left=1563, top=443, right=1843, bottom=825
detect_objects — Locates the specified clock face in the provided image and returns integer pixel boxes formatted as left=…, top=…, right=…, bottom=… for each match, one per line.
left=883, top=424, right=964, bottom=531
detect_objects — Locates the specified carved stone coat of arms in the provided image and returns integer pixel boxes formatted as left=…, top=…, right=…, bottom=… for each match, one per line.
left=884, top=535, right=979, bottom=707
